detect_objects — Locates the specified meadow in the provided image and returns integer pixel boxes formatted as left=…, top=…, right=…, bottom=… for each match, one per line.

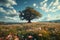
left=0, top=22, right=60, bottom=40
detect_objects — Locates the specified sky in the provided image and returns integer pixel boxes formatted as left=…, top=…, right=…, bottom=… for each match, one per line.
left=0, top=0, right=60, bottom=22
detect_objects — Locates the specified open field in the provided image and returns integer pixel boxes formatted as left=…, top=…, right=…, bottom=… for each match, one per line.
left=0, top=22, right=60, bottom=31
left=0, top=22, right=60, bottom=40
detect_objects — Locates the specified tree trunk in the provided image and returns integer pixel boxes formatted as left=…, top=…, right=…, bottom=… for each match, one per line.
left=28, top=20, right=31, bottom=23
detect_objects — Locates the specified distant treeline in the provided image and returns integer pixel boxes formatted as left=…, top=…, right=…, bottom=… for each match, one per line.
left=0, top=22, right=5, bottom=24
left=0, top=22, right=24, bottom=25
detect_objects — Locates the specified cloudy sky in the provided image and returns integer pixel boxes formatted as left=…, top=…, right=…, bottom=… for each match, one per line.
left=0, top=0, right=60, bottom=22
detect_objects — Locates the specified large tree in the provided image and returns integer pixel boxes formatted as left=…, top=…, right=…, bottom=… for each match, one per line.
left=19, top=7, right=42, bottom=23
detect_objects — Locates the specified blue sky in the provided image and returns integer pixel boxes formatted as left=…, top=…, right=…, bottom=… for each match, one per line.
left=0, top=0, right=60, bottom=22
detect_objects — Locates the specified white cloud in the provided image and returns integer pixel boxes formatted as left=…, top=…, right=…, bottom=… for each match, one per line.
left=43, top=3, right=47, bottom=7
left=53, top=0, right=59, bottom=6
left=39, top=0, right=60, bottom=21
left=0, top=7, right=18, bottom=16
left=0, top=7, right=19, bottom=22
left=40, top=0, right=60, bottom=13
left=7, top=9, right=17, bottom=14
left=44, top=14, right=60, bottom=21
left=0, top=0, right=19, bottom=22
left=40, top=0, right=49, bottom=12
left=0, top=0, right=18, bottom=17
left=33, top=3, right=36, bottom=7
left=56, top=15, right=60, bottom=19
left=40, top=0, right=48, bottom=6
left=47, top=14, right=51, bottom=18
left=5, top=16, right=19, bottom=20
left=40, top=6, right=49, bottom=12
left=0, top=7, right=6, bottom=13
left=57, top=5, right=60, bottom=9
left=0, top=0, right=17, bottom=8
left=48, top=2, right=53, bottom=8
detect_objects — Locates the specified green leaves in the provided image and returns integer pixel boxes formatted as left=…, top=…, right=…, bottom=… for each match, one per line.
left=19, top=7, right=42, bottom=23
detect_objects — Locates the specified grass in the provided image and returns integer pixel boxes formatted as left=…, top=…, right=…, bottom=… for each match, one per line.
left=0, top=22, right=60, bottom=40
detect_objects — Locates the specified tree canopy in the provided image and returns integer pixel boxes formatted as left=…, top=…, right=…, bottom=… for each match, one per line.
left=19, top=7, right=42, bottom=23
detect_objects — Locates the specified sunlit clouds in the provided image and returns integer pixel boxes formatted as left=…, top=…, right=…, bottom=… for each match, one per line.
left=0, top=0, right=17, bottom=8
left=40, top=0, right=60, bottom=21
left=40, top=0, right=59, bottom=13
left=33, top=0, right=60, bottom=21
left=0, top=0, right=20, bottom=22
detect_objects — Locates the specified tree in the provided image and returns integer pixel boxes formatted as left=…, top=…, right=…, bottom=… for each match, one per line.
left=19, top=7, right=42, bottom=23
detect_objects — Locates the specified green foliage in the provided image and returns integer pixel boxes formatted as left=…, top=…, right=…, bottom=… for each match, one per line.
left=19, top=7, right=42, bottom=23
